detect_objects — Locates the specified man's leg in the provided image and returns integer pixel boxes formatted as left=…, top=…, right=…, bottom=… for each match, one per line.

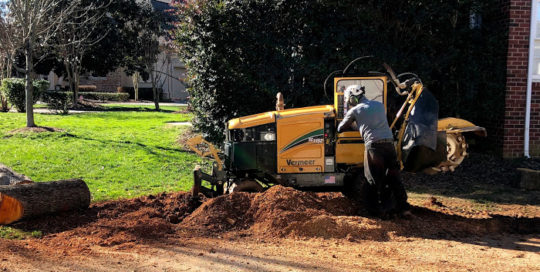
left=383, top=143, right=410, bottom=213
left=387, top=168, right=410, bottom=212
left=364, top=146, right=389, bottom=216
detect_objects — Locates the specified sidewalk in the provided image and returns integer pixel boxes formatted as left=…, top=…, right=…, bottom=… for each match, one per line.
left=11, top=102, right=188, bottom=114
left=102, top=102, right=188, bottom=107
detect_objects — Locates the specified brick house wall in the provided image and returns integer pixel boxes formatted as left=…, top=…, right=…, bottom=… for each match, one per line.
left=79, top=69, right=123, bottom=93
left=502, top=0, right=540, bottom=157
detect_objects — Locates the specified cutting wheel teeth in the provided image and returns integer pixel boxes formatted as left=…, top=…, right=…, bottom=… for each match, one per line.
left=449, top=166, right=456, bottom=172
left=461, top=143, right=467, bottom=149
left=462, top=151, right=468, bottom=156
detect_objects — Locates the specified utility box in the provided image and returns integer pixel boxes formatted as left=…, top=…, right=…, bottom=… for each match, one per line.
left=517, top=168, right=540, bottom=190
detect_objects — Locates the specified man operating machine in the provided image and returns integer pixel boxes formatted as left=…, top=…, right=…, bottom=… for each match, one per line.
left=337, top=85, right=411, bottom=218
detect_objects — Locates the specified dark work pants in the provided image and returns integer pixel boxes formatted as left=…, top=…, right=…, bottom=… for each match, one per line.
left=363, top=142, right=410, bottom=214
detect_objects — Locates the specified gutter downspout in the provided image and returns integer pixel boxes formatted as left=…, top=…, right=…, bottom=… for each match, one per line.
left=525, top=0, right=537, bottom=158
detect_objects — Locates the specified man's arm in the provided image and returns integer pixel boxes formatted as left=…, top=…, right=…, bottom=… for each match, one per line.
left=337, top=109, right=356, bottom=133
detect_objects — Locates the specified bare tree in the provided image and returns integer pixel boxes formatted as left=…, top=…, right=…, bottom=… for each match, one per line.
left=145, top=40, right=166, bottom=111
left=132, top=72, right=140, bottom=101
left=122, top=0, right=167, bottom=111
left=0, top=7, right=17, bottom=81
left=0, top=5, right=17, bottom=112
left=0, top=0, right=81, bottom=127
left=56, top=0, right=110, bottom=108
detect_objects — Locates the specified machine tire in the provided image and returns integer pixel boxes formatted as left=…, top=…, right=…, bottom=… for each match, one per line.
left=342, top=173, right=369, bottom=203
left=215, top=184, right=224, bottom=196
left=228, top=180, right=264, bottom=193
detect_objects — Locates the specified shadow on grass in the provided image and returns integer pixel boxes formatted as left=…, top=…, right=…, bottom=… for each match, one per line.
left=61, top=133, right=194, bottom=158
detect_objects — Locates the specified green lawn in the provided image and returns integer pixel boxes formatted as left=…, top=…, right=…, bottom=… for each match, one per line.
left=0, top=110, right=201, bottom=201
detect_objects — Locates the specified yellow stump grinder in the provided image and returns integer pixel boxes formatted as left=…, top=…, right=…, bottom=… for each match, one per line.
left=188, top=57, right=486, bottom=198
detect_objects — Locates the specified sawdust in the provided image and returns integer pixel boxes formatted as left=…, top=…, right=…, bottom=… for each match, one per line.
left=180, top=185, right=538, bottom=240
left=1, top=152, right=538, bottom=271
left=12, top=191, right=202, bottom=251
left=5, top=184, right=538, bottom=256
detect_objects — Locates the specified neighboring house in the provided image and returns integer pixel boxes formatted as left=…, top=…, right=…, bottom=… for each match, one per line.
left=497, top=0, right=540, bottom=157
left=45, top=0, right=188, bottom=102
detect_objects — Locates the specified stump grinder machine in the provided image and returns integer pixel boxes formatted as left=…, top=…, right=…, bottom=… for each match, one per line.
left=188, top=57, right=486, bottom=198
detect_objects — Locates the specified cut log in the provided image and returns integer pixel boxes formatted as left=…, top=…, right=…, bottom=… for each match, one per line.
left=0, top=179, right=91, bottom=225
left=0, top=164, right=33, bottom=186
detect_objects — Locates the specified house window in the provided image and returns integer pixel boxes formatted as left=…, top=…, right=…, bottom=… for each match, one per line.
left=532, top=1, right=540, bottom=80
left=88, top=75, right=107, bottom=81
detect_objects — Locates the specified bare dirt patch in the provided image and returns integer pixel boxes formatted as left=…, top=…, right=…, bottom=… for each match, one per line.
left=7, top=126, right=65, bottom=135
left=8, top=185, right=539, bottom=250
left=1, top=184, right=539, bottom=271
left=2, top=153, right=540, bottom=271
left=11, top=192, right=202, bottom=251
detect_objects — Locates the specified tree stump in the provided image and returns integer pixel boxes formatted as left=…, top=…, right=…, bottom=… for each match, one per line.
left=0, top=179, right=91, bottom=225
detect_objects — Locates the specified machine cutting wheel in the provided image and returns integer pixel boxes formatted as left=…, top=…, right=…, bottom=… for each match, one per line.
left=425, top=133, right=468, bottom=174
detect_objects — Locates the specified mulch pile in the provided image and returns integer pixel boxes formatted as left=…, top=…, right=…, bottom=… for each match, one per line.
left=5, top=153, right=538, bottom=251
left=9, top=183, right=538, bottom=252
left=13, top=192, right=202, bottom=250
left=180, top=186, right=363, bottom=239
left=180, top=186, right=538, bottom=240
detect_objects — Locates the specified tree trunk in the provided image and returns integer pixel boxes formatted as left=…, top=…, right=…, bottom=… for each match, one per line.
left=25, top=40, right=35, bottom=127
left=0, top=179, right=91, bottom=225
left=66, top=62, right=78, bottom=108
left=151, top=71, right=160, bottom=111
left=6, top=57, right=11, bottom=79
left=74, top=68, right=80, bottom=105
left=0, top=57, right=5, bottom=80
left=133, top=72, right=139, bottom=101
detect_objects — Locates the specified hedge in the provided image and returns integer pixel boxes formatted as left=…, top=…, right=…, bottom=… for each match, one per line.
left=174, top=0, right=507, bottom=144
left=80, top=92, right=129, bottom=101
left=44, top=91, right=130, bottom=102
left=0, top=78, right=49, bottom=112
left=42, top=91, right=70, bottom=115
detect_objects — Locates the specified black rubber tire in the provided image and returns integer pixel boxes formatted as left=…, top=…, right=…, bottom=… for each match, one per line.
left=342, top=173, right=368, bottom=202
left=215, top=184, right=224, bottom=196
